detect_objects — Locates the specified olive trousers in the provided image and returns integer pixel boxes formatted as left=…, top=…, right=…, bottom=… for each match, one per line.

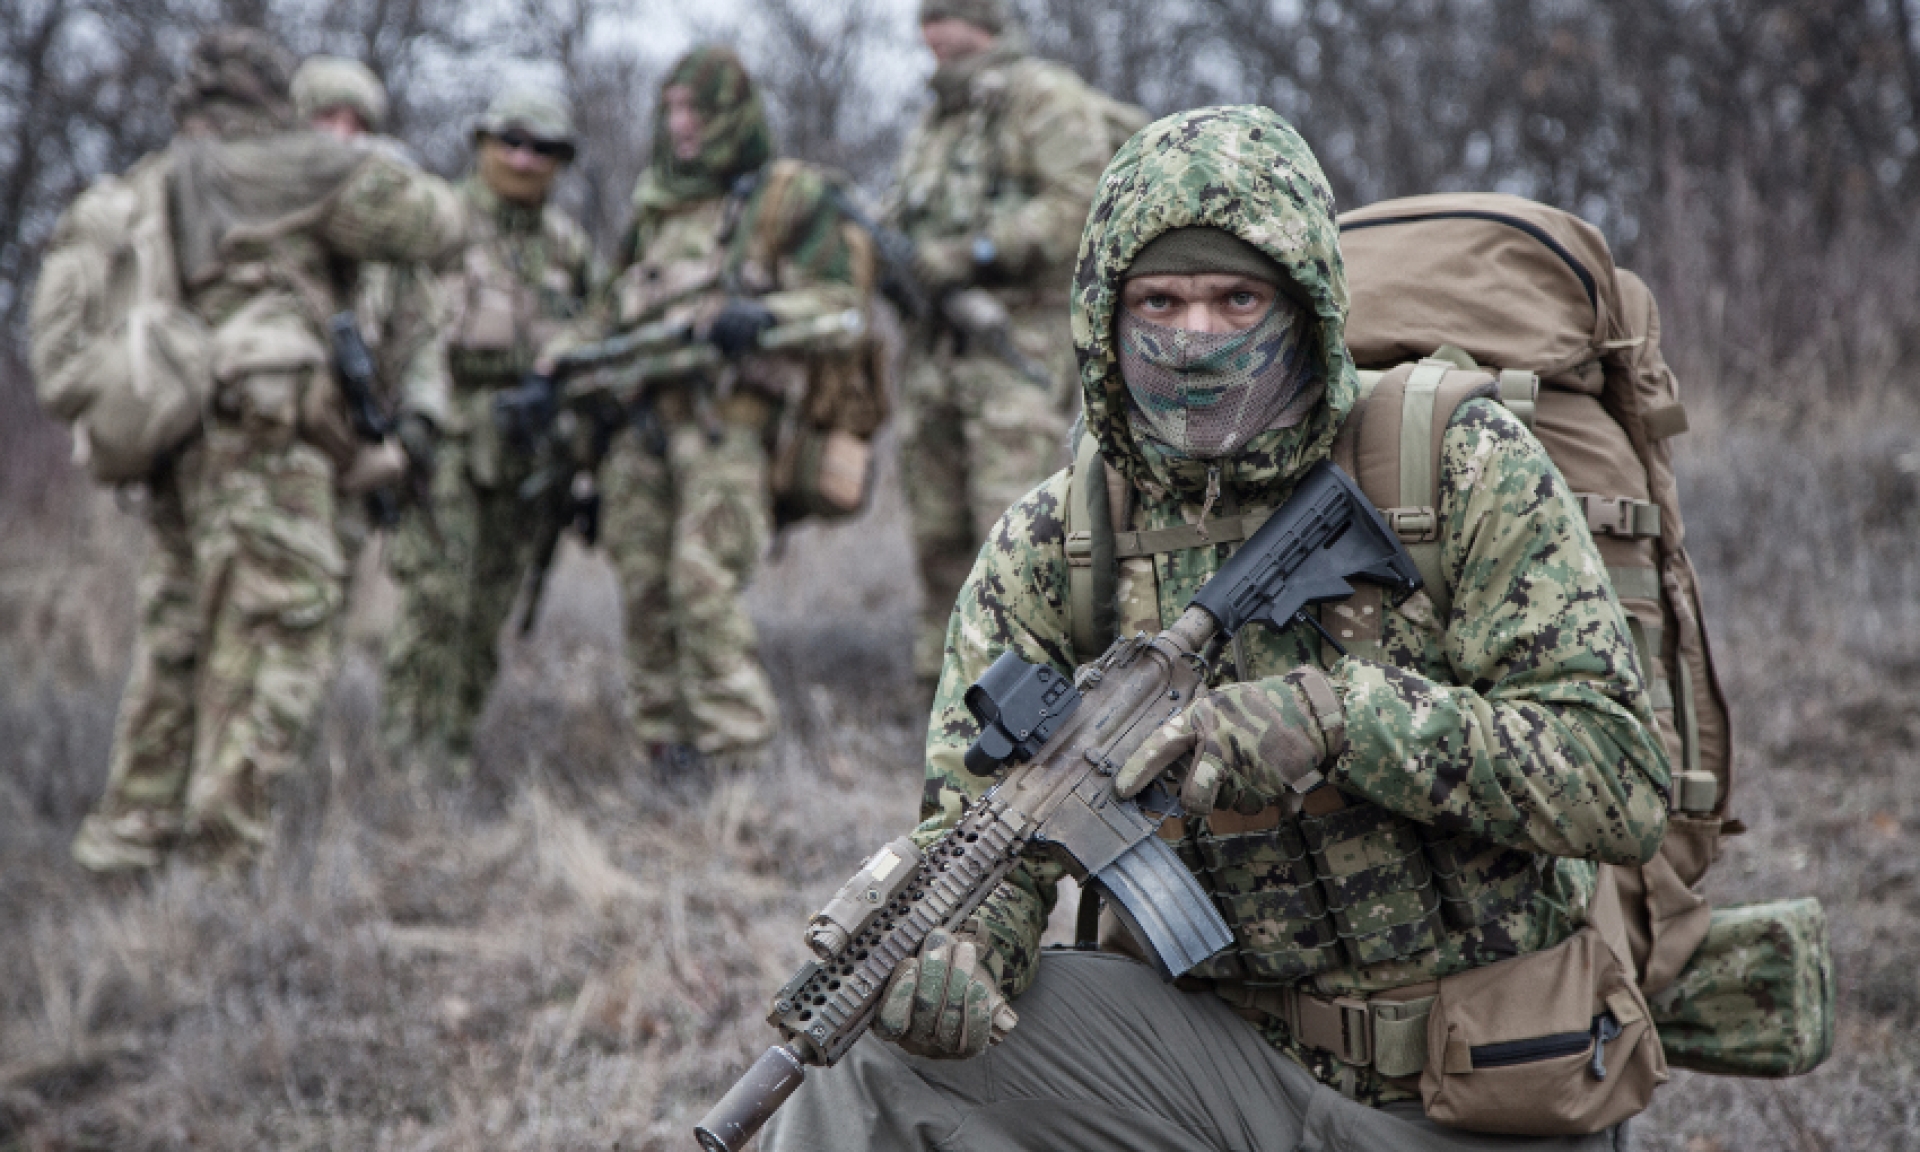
left=760, top=951, right=1630, bottom=1152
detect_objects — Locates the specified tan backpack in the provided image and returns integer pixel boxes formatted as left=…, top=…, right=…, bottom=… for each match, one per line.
left=29, top=151, right=214, bottom=482
left=1335, top=193, right=1736, bottom=995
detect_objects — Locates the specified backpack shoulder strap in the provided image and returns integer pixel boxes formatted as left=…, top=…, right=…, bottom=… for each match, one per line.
left=1344, top=359, right=1499, bottom=622
left=1066, top=425, right=1120, bottom=664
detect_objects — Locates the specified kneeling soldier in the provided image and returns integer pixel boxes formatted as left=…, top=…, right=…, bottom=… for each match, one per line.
left=763, top=106, right=1669, bottom=1151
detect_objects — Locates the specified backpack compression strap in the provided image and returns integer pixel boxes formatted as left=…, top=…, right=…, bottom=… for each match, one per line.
left=1343, top=359, right=1505, bottom=624
left=1065, top=427, right=1119, bottom=664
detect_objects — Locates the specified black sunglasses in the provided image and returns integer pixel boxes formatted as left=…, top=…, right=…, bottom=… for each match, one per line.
left=493, top=131, right=569, bottom=159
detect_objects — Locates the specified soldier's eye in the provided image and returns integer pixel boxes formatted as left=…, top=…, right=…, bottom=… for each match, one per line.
left=1229, top=291, right=1257, bottom=307
left=1143, top=294, right=1172, bottom=310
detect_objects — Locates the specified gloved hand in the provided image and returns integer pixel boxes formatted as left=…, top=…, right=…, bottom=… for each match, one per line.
left=707, top=297, right=778, bottom=359
left=396, top=412, right=438, bottom=477
left=494, top=372, right=556, bottom=448
left=874, top=928, right=1018, bottom=1059
left=1114, top=667, right=1347, bottom=817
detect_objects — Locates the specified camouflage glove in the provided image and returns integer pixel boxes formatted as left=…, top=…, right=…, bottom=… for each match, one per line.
left=1114, top=667, right=1347, bottom=816
left=874, top=927, right=1018, bottom=1059
left=708, top=297, right=778, bottom=359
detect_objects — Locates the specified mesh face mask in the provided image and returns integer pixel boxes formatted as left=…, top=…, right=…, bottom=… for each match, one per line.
left=1118, top=293, right=1319, bottom=460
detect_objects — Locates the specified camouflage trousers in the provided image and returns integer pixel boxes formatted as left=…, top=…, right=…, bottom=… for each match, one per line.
left=74, top=421, right=346, bottom=871
left=381, top=436, right=539, bottom=766
left=763, top=951, right=1630, bottom=1152
left=900, top=306, right=1076, bottom=679
left=599, top=409, right=777, bottom=758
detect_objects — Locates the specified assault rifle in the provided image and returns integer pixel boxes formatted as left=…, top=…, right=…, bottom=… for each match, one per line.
left=328, top=311, right=431, bottom=530
left=828, top=189, right=1054, bottom=389
left=493, top=309, right=869, bottom=633
left=694, top=461, right=1425, bottom=1151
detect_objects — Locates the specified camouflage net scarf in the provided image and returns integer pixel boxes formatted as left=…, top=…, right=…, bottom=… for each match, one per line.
left=1117, top=295, right=1319, bottom=460
left=634, top=45, right=772, bottom=212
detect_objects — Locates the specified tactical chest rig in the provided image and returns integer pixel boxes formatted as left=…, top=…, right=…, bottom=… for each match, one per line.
left=1063, top=366, right=1550, bottom=1072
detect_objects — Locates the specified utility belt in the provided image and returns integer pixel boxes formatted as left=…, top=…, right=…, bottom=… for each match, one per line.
left=1216, top=980, right=1437, bottom=1079
left=1212, top=874, right=1668, bottom=1137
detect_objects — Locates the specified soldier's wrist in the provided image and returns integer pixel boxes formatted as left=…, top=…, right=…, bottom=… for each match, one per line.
left=1283, top=665, right=1348, bottom=773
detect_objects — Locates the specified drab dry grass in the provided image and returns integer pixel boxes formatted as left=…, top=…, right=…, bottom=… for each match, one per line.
left=2, top=408, right=1918, bottom=1151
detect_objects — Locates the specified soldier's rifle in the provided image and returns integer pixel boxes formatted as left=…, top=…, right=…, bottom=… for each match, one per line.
left=494, top=308, right=869, bottom=634
left=327, top=311, right=438, bottom=537
left=828, top=189, right=1055, bottom=390
left=693, top=461, right=1427, bottom=1151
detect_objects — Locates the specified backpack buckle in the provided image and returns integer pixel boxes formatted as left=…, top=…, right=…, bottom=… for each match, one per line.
left=1383, top=507, right=1438, bottom=543
left=1578, top=494, right=1661, bottom=539
left=1065, top=531, right=1094, bottom=567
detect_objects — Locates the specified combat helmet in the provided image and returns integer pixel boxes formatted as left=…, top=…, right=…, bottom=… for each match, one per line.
left=918, top=0, right=1011, bottom=31
left=291, top=55, right=388, bottom=131
left=472, top=83, right=577, bottom=162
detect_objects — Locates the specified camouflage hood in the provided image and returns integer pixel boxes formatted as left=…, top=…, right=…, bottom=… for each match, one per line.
left=633, top=46, right=772, bottom=215
left=1071, top=106, right=1357, bottom=503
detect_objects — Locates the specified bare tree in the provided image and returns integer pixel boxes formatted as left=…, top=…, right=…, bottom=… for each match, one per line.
left=732, top=0, right=919, bottom=189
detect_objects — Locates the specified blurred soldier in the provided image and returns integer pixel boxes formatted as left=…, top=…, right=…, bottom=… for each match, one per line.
left=598, top=46, right=874, bottom=774
left=289, top=55, right=451, bottom=573
left=70, top=28, right=464, bottom=871
left=887, top=0, right=1141, bottom=683
left=380, top=83, right=596, bottom=775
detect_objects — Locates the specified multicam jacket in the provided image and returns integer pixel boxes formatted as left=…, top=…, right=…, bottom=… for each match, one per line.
left=355, top=259, right=450, bottom=428
left=437, top=179, right=595, bottom=482
left=915, top=106, right=1671, bottom=1104
left=885, top=44, right=1118, bottom=308
left=609, top=48, right=870, bottom=401
left=441, top=179, right=595, bottom=401
left=610, top=161, right=869, bottom=341
left=168, top=117, right=464, bottom=465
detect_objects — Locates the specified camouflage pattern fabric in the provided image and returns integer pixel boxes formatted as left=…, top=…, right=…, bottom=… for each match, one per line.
left=74, top=103, right=463, bottom=871
left=596, top=50, right=868, bottom=760
left=601, top=421, right=777, bottom=756
left=910, top=107, right=1669, bottom=1106
left=381, top=177, right=595, bottom=767
left=77, top=433, right=344, bottom=868
left=1649, top=898, right=1835, bottom=1077
left=291, top=55, right=387, bottom=130
left=898, top=320, right=1076, bottom=678
left=886, top=44, right=1117, bottom=678
left=631, top=46, right=771, bottom=215
left=874, top=927, right=1017, bottom=1059
left=1116, top=668, right=1338, bottom=816
left=355, top=256, right=451, bottom=431
left=472, top=84, right=577, bottom=151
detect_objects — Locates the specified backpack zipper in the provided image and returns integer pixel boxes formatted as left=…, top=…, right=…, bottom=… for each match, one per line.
left=1468, top=1011, right=1622, bottom=1077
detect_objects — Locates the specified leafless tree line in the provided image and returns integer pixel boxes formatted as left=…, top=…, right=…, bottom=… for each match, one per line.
left=5, top=0, right=1919, bottom=446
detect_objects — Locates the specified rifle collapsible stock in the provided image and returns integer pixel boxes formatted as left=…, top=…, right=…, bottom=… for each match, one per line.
left=694, top=461, right=1424, bottom=1152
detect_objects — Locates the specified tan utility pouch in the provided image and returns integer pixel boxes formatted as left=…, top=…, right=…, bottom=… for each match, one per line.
left=1421, top=882, right=1667, bottom=1135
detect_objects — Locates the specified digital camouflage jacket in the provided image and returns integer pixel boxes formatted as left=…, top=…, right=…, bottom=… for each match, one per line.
left=915, top=106, right=1671, bottom=1104
left=885, top=43, right=1117, bottom=307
